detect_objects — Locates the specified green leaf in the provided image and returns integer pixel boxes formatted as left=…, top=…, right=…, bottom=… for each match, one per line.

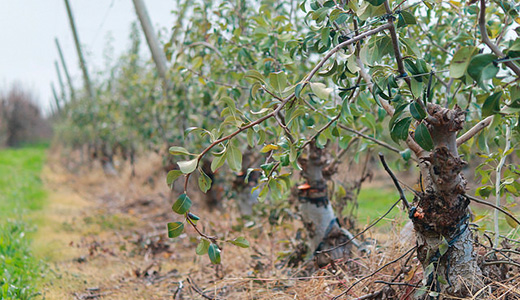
left=504, top=207, right=519, bottom=228
left=188, top=212, right=200, bottom=221
left=229, top=236, right=250, bottom=248
left=397, top=10, right=416, bottom=27
left=196, top=239, right=210, bottom=255
left=172, top=193, right=192, bottom=214
left=367, top=0, right=385, bottom=5
left=211, top=151, right=227, bottom=172
left=245, top=70, right=266, bottom=85
left=476, top=185, right=493, bottom=198
left=169, top=146, right=191, bottom=156
left=178, top=158, right=198, bottom=174
left=450, top=46, right=478, bottom=78
left=482, top=92, right=502, bottom=117
left=390, top=117, right=412, bottom=143
left=295, top=83, right=304, bottom=98
left=414, top=123, right=434, bottom=151
left=198, top=169, right=212, bottom=193
left=227, top=144, right=242, bottom=172
left=269, top=71, right=287, bottom=94
left=166, top=170, right=183, bottom=186
left=310, top=82, right=333, bottom=99
left=167, top=222, right=184, bottom=238
left=219, top=96, right=237, bottom=111
left=468, top=54, right=499, bottom=83
left=208, top=244, right=221, bottom=264
left=410, top=101, right=427, bottom=120
left=400, top=149, right=411, bottom=161
left=439, top=237, right=449, bottom=256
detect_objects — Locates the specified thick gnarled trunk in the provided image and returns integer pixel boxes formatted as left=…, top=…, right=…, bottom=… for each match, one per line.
left=298, top=142, right=358, bottom=267
left=411, top=105, right=483, bottom=298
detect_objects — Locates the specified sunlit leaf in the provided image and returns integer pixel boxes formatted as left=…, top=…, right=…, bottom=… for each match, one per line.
left=178, top=158, right=198, bottom=174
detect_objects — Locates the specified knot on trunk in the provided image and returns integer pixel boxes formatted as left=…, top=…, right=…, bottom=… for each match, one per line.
left=425, top=146, right=467, bottom=194
left=427, top=104, right=465, bottom=132
left=412, top=193, right=470, bottom=237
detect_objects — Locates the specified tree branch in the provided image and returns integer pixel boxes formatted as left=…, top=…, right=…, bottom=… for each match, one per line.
left=316, top=198, right=401, bottom=254
left=466, top=194, right=520, bottom=226
left=379, top=153, right=410, bottom=210
left=338, top=124, right=414, bottom=159
left=383, top=0, right=411, bottom=87
left=479, top=0, right=520, bottom=77
left=331, top=246, right=417, bottom=299
left=456, top=115, right=493, bottom=147
left=182, top=22, right=394, bottom=193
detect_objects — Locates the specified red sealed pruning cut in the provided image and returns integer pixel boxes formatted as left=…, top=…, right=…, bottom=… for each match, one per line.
left=414, top=207, right=425, bottom=219
left=297, top=183, right=311, bottom=190
left=236, top=171, right=245, bottom=176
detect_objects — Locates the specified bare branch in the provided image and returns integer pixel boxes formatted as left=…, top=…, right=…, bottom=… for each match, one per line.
left=187, top=41, right=225, bottom=59
left=338, top=124, right=408, bottom=157
left=482, top=260, right=520, bottom=269
left=383, top=0, right=411, bottom=87
left=379, top=153, right=410, bottom=210
left=456, top=115, right=493, bottom=147
left=331, top=246, right=417, bottom=299
left=316, top=198, right=401, bottom=254
left=466, top=194, right=520, bottom=226
left=187, top=277, right=220, bottom=300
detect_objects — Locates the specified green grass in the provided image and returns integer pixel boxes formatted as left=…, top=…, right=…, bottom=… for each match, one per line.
left=350, top=185, right=520, bottom=239
left=0, top=144, right=48, bottom=299
left=344, top=186, right=411, bottom=229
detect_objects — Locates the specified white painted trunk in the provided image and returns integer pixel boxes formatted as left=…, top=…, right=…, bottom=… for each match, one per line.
left=299, top=201, right=337, bottom=251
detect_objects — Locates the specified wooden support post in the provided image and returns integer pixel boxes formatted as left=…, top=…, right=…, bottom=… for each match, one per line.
left=51, top=83, right=62, bottom=112
left=63, top=0, right=95, bottom=99
left=132, top=0, right=170, bottom=89
left=54, top=61, right=67, bottom=102
left=55, top=38, right=76, bottom=102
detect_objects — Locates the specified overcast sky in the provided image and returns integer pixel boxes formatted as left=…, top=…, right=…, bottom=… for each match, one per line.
left=0, top=0, right=176, bottom=114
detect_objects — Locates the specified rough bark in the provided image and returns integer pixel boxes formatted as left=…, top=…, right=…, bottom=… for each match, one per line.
left=298, top=142, right=358, bottom=267
left=410, top=104, right=483, bottom=298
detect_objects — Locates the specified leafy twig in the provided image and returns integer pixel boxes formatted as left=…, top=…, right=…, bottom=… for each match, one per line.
left=182, top=23, right=394, bottom=190
left=479, top=0, right=520, bottom=77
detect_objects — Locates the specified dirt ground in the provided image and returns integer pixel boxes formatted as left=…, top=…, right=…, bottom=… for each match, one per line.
left=33, top=150, right=428, bottom=300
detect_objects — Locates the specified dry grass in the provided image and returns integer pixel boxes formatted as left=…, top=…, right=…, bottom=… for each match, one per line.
left=34, top=150, right=520, bottom=300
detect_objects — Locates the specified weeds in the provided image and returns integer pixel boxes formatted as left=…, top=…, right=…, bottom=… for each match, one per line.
left=0, top=144, right=47, bottom=299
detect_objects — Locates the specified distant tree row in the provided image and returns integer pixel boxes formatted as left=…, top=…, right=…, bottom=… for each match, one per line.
left=0, top=84, right=52, bottom=147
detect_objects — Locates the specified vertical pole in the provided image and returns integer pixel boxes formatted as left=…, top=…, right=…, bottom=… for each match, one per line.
left=54, top=61, right=67, bottom=103
left=63, top=0, right=95, bottom=99
left=55, top=38, right=76, bottom=102
left=132, top=0, right=170, bottom=89
left=51, top=83, right=62, bottom=112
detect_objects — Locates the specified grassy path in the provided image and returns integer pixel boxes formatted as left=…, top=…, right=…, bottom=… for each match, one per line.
left=0, top=144, right=48, bottom=299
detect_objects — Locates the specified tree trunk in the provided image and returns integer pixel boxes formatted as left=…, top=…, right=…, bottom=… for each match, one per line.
left=411, top=104, right=483, bottom=298
left=232, top=149, right=261, bottom=216
left=298, top=142, right=358, bottom=267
